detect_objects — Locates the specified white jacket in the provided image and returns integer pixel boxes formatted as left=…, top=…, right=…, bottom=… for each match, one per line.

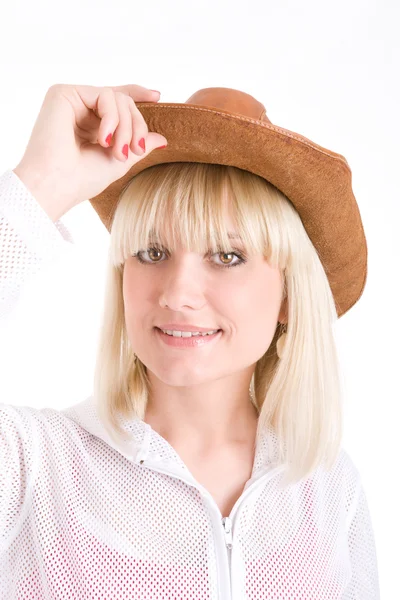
left=0, top=169, right=380, bottom=599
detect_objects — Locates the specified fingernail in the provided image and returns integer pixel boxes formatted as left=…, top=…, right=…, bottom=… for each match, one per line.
left=122, top=144, right=129, bottom=159
left=150, top=89, right=160, bottom=94
left=138, top=138, right=146, bottom=152
left=105, top=133, right=112, bottom=146
left=156, top=145, right=167, bottom=149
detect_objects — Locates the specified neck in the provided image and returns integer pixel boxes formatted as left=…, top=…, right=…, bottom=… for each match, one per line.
left=144, top=372, right=258, bottom=452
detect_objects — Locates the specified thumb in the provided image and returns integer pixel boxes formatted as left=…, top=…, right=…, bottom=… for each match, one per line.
left=140, top=131, right=168, bottom=153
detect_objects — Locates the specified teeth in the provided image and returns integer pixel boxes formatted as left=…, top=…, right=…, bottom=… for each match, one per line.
left=160, top=329, right=219, bottom=337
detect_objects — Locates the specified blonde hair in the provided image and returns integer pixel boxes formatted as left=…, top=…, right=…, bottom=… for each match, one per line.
left=93, top=162, right=343, bottom=486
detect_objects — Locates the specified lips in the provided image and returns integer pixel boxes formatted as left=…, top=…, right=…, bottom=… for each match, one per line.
left=155, top=326, right=223, bottom=347
left=156, top=324, right=222, bottom=333
left=155, top=327, right=221, bottom=335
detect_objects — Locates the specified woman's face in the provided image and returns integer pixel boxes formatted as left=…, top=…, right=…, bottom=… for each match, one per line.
left=122, top=207, right=287, bottom=388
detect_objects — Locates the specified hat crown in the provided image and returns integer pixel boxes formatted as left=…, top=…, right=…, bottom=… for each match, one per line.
left=184, top=87, right=272, bottom=124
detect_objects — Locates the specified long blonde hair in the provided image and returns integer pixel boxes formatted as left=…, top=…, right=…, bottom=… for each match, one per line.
left=93, top=162, right=343, bottom=486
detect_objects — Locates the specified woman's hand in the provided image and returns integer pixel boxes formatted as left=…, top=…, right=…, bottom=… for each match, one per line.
left=13, top=83, right=167, bottom=221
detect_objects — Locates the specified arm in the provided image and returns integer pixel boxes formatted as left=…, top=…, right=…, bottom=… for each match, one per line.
left=0, top=404, right=37, bottom=552
left=0, top=169, right=75, bottom=320
left=343, top=478, right=381, bottom=599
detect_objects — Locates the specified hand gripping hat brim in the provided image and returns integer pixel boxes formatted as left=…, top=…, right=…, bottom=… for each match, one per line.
left=88, top=87, right=368, bottom=319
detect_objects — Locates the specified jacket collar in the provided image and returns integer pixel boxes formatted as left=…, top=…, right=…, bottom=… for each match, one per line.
left=62, top=395, right=281, bottom=482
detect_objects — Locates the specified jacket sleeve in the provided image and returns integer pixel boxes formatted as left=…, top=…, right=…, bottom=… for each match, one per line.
left=0, top=168, right=75, bottom=321
left=0, top=404, right=37, bottom=552
left=343, top=477, right=381, bottom=599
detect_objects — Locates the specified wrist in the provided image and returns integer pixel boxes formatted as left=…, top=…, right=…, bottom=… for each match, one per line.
left=13, top=164, right=67, bottom=223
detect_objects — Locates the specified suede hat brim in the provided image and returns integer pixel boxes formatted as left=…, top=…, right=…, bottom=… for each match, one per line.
left=88, top=87, right=367, bottom=319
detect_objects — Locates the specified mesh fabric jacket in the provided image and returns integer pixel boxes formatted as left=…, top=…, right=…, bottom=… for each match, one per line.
left=0, top=169, right=380, bottom=599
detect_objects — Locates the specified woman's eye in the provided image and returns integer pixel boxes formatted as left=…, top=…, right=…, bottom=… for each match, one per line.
left=133, top=247, right=247, bottom=269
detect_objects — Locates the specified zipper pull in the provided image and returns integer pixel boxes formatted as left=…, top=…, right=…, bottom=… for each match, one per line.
left=222, top=517, right=233, bottom=549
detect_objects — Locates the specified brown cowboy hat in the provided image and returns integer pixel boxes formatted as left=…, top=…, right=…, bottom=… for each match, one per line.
left=88, top=86, right=367, bottom=319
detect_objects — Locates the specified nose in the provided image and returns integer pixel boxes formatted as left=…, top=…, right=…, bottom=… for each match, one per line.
left=157, top=255, right=208, bottom=311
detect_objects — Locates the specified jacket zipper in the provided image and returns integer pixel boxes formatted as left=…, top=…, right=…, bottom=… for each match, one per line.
left=222, top=516, right=233, bottom=549
left=222, top=516, right=233, bottom=596
left=137, top=458, right=285, bottom=599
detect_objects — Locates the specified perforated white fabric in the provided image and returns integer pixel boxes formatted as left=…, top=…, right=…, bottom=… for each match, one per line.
left=0, top=169, right=74, bottom=320
left=0, top=168, right=380, bottom=599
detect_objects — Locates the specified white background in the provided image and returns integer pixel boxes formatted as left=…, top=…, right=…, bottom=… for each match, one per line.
left=0, top=0, right=398, bottom=596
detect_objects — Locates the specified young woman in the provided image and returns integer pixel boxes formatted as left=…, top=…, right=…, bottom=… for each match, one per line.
left=0, top=83, right=380, bottom=598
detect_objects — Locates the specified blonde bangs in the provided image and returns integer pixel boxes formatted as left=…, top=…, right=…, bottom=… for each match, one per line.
left=109, top=162, right=293, bottom=275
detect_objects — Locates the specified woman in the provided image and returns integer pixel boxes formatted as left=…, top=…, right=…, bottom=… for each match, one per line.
left=0, top=83, right=380, bottom=598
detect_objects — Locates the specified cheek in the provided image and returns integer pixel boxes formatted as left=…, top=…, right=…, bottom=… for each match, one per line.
left=122, top=271, right=144, bottom=321
left=235, top=278, right=281, bottom=331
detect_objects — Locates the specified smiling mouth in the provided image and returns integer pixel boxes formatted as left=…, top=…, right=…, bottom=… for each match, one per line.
left=155, top=327, right=222, bottom=337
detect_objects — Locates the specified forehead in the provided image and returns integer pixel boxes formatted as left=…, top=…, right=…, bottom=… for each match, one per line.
left=149, top=228, right=243, bottom=242
left=152, top=188, right=242, bottom=238
left=153, top=220, right=239, bottom=245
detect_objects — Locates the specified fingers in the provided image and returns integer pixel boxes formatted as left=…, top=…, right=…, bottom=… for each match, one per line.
left=102, top=92, right=150, bottom=162
left=65, top=83, right=162, bottom=162
left=127, top=97, right=150, bottom=157
left=94, top=87, right=119, bottom=149
left=109, top=93, right=132, bottom=161
left=109, top=83, right=161, bottom=104
left=95, top=88, right=155, bottom=161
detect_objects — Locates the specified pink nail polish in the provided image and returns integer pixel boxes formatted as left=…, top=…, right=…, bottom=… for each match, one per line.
left=122, top=144, right=129, bottom=159
left=138, top=138, right=146, bottom=152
